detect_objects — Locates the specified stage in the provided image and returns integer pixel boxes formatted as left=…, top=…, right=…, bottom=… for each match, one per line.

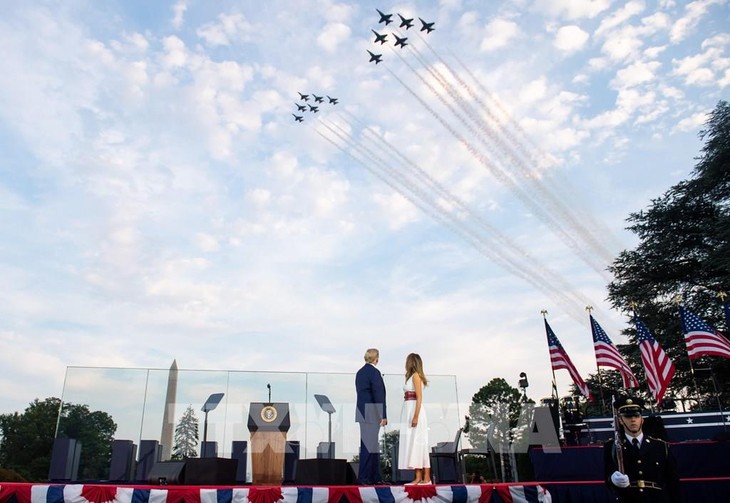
left=2, top=478, right=730, bottom=503
left=0, top=482, right=552, bottom=503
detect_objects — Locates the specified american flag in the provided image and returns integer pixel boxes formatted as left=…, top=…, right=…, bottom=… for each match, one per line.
left=544, top=318, right=591, bottom=398
left=589, top=315, right=639, bottom=388
left=634, top=317, right=675, bottom=406
left=679, top=305, right=730, bottom=360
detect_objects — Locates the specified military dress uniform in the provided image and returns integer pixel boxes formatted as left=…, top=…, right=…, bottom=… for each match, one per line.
left=603, top=397, right=682, bottom=503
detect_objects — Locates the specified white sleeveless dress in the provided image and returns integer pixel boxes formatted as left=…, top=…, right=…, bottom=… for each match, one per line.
left=398, top=376, right=430, bottom=469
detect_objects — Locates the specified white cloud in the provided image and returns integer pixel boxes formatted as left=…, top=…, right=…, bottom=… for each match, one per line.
left=612, top=60, right=661, bottom=88
left=594, top=0, right=646, bottom=39
left=672, top=46, right=728, bottom=87
left=479, top=18, right=520, bottom=52
left=161, top=35, right=187, bottom=68
left=172, top=1, right=187, bottom=30
left=599, top=28, right=645, bottom=62
left=197, top=13, right=254, bottom=47
left=553, top=25, right=590, bottom=53
left=674, top=110, right=710, bottom=132
left=670, top=0, right=724, bottom=43
left=317, top=23, right=351, bottom=53
left=533, top=0, right=612, bottom=19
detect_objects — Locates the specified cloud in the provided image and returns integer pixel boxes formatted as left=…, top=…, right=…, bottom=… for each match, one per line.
left=197, top=13, right=255, bottom=47
left=670, top=0, right=724, bottom=43
left=594, top=0, right=646, bottom=39
left=672, top=42, right=728, bottom=87
left=553, top=25, right=590, bottom=53
left=612, top=60, right=662, bottom=88
left=172, top=1, right=187, bottom=30
left=317, top=22, right=351, bottom=53
left=533, top=0, right=612, bottom=19
left=480, top=18, right=520, bottom=52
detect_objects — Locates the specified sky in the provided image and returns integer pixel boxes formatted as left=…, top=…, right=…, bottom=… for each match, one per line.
left=0, top=0, right=728, bottom=423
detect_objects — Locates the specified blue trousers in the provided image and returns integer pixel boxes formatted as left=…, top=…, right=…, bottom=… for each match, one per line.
left=358, top=422, right=382, bottom=484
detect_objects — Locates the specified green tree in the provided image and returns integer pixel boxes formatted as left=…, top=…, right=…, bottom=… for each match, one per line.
left=467, top=378, right=523, bottom=450
left=606, top=100, right=730, bottom=410
left=466, top=378, right=533, bottom=482
left=171, top=405, right=199, bottom=460
left=59, top=404, right=117, bottom=480
left=0, top=397, right=116, bottom=481
left=0, top=398, right=60, bottom=481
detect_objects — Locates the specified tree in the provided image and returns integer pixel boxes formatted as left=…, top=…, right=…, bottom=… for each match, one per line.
left=0, top=398, right=60, bottom=481
left=60, top=404, right=116, bottom=480
left=0, top=397, right=116, bottom=481
left=606, top=101, right=730, bottom=410
left=467, top=378, right=524, bottom=450
left=466, top=378, right=532, bottom=482
left=171, top=405, right=199, bottom=460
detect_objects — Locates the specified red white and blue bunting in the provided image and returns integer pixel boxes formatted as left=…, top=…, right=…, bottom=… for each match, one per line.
left=0, top=484, right=551, bottom=503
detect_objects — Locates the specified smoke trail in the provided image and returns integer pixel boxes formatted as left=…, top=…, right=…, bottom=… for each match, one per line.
left=315, top=113, right=598, bottom=322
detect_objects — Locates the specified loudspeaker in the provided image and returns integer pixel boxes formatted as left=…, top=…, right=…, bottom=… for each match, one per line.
left=147, top=461, right=186, bottom=485
left=48, top=438, right=81, bottom=481
left=294, top=459, right=357, bottom=485
left=185, top=457, right=238, bottom=485
left=231, top=441, right=248, bottom=483
left=135, top=440, right=161, bottom=482
left=109, top=440, right=137, bottom=481
left=316, top=442, right=335, bottom=459
left=200, top=441, right=218, bottom=458
left=284, top=441, right=300, bottom=484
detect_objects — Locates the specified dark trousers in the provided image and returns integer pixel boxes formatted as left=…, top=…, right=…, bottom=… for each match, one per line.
left=358, top=422, right=381, bottom=484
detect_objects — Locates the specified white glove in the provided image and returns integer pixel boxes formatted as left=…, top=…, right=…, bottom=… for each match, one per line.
left=611, top=471, right=630, bottom=488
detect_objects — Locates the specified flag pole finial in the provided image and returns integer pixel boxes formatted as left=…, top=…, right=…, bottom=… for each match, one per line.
left=585, top=305, right=593, bottom=314
left=719, top=291, right=727, bottom=302
left=671, top=295, right=682, bottom=305
left=540, top=309, right=548, bottom=318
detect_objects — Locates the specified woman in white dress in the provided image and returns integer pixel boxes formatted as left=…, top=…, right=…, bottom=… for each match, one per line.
left=398, top=353, right=431, bottom=484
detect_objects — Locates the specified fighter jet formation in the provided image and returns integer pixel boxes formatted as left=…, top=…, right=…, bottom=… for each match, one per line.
left=291, top=90, right=338, bottom=122
left=368, top=8, right=434, bottom=63
left=308, top=7, right=625, bottom=323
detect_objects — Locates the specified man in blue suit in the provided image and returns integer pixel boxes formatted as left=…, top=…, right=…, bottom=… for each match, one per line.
left=355, top=348, right=387, bottom=485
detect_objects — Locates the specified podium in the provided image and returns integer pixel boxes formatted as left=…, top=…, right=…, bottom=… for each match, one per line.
left=248, top=402, right=290, bottom=485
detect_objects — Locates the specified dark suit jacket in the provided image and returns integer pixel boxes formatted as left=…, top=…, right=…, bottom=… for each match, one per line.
left=355, top=363, right=387, bottom=423
left=603, top=435, right=681, bottom=503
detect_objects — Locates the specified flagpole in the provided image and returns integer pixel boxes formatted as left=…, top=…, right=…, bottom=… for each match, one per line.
left=675, top=298, right=703, bottom=411
left=629, top=300, right=654, bottom=412
left=586, top=305, right=607, bottom=414
left=542, top=309, right=563, bottom=443
left=542, top=310, right=559, bottom=400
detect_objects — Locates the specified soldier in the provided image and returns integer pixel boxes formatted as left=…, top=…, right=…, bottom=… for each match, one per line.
left=603, top=397, right=682, bottom=502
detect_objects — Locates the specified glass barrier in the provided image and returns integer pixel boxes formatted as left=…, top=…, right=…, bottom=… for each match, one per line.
left=57, top=366, right=460, bottom=480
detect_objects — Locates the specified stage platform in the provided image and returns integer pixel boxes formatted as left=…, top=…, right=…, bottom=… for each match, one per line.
left=3, top=478, right=730, bottom=503
left=0, top=482, right=552, bottom=503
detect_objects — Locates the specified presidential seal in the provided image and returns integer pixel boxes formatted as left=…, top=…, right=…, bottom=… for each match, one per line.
left=260, top=405, right=278, bottom=423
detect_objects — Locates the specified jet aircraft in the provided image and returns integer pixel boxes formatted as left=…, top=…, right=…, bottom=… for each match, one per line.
left=376, top=9, right=393, bottom=25
left=298, top=92, right=309, bottom=101
left=398, top=14, right=414, bottom=29
left=419, top=18, right=435, bottom=33
left=308, top=105, right=319, bottom=113
left=367, top=50, right=383, bottom=64
left=295, top=103, right=306, bottom=112
left=372, top=29, right=388, bottom=44
left=313, top=94, right=324, bottom=103
left=327, top=96, right=338, bottom=105
left=394, top=35, right=408, bottom=48
left=292, top=114, right=303, bottom=122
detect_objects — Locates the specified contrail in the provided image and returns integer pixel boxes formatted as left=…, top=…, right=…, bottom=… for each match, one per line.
left=315, top=112, right=600, bottom=322
left=389, top=33, right=618, bottom=278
